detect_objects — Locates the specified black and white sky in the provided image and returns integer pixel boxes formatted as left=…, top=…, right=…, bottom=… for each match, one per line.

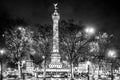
left=0, top=0, right=120, bottom=33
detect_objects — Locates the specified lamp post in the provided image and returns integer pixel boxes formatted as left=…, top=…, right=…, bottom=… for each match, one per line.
left=17, top=26, right=26, bottom=79
left=0, top=49, right=5, bottom=80
left=84, top=27, right=95, bottom=80
left=107, top=49, right=117, bottom=80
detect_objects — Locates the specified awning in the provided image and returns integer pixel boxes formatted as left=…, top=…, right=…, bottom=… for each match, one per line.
left=37, top=68, right=71, bottom=72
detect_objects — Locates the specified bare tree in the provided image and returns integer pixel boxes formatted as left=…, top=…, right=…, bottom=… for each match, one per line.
left=34, top=24, right=52, bottom=79
left=59, top=20, right=112, bottom=79
left=3, top=26, right=37, bottom=78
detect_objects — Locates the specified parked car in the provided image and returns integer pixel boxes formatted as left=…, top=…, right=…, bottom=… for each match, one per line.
left=7, top=74, right=18, bottom=80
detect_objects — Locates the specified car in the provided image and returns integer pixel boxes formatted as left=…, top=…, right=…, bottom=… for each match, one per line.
left=6, top=74, right=18, bottom=80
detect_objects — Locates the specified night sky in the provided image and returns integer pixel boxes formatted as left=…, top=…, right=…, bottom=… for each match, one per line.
left=0, top=0, right=120, bottom=34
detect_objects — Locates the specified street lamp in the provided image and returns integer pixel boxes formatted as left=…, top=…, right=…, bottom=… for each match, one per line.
left=17, top=26, right=25, bottom=31
left=84, top=26, right=96, bottom=42
left=107, top=49, right=117, bottom=59
left=86, top=61, right=91, bottom=80
left=107, top=49, right=117, bottom=80
left=18, top=27, right=22, bottom=30
left=84, top=26, right=96, bottom=36
left=0, top=49, right=6, bottom=80
left=17, top=27, right=26, bottom=33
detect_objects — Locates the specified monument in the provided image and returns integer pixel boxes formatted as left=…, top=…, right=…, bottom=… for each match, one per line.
left=33, top=4, right=71, bottom=80
left=40, top=4, right=70, bottom=80
left=49, top=3, right=62, bottom=69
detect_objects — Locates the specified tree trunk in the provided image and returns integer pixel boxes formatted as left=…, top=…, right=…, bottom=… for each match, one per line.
left=43, top=59, right=46, bottom=80
left=98, top=65, right=99, bottom=78
left=71, top=63, right=74, bottom=80
left=0, top=61, right=2, bottom=80
left=111, top=62, right=113, bottom=80
left=18, top=61, right=21, bottom=79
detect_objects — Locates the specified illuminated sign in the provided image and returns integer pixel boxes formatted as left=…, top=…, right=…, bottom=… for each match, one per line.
left=49, top=64, right=62, bottom=68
